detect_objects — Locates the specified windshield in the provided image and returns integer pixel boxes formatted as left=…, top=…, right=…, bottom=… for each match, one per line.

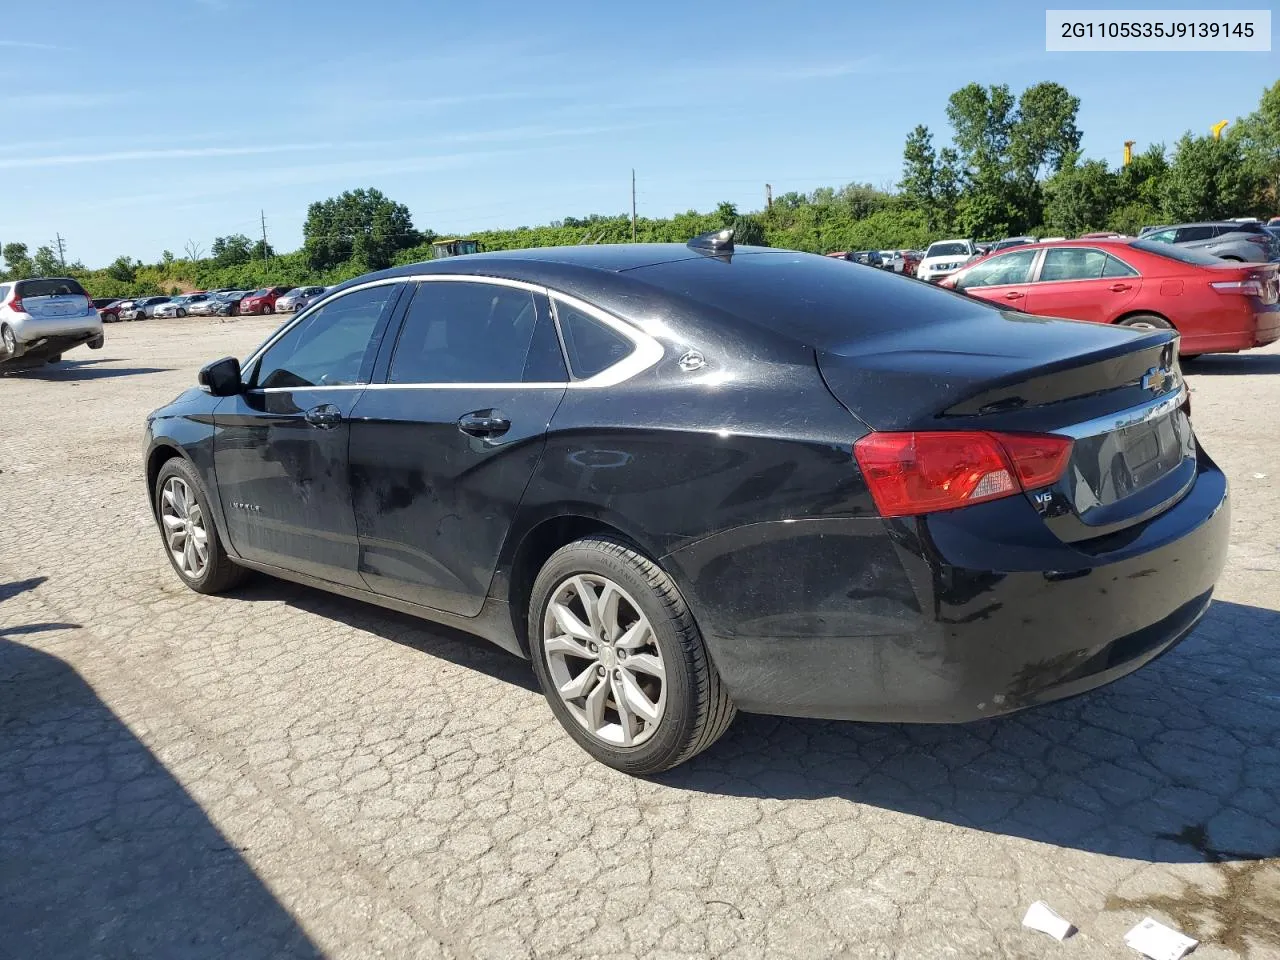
left=926, top=242, right=970, bottom=258
left=1130, top=239, right=1226, bottom=266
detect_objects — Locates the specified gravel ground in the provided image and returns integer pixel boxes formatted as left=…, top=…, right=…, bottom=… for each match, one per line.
left=2, top=316, right=1278, bottom=960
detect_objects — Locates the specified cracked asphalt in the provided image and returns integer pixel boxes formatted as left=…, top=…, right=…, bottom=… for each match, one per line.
left=2, top=316, right=1279, bottom=959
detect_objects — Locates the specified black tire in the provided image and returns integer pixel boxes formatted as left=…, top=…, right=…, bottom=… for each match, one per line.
left=1118, top=313, right=1173, bottom=331
left=177, top=308, right=187, bottom=318
left=153, top=457, right=248, bottom=595
left=46, top=354, right=62, bottom=364
left=1, top=324, right=17, bottom=357
left=528, top=536, right=736, bottom=775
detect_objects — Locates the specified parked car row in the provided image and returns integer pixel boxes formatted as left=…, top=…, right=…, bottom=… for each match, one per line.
left=97, top=285, right=333, bottom=322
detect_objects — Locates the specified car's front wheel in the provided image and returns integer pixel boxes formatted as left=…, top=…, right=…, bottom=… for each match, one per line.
left=154, top=458, right=247, bottom=595
left=177, top=308, right=187, bottom=318
left=528, top=536, right=736, bottom=775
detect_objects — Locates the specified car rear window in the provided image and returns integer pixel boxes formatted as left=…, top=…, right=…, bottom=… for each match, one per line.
left=1130, top=239, right=1225, bottom=266
left=630, top=251, right=999, bottom=347
left=16, top=278, right=87, bottom=298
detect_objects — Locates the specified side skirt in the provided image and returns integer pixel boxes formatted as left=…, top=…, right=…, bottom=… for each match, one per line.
left=232, top=557, right=527, bottom=659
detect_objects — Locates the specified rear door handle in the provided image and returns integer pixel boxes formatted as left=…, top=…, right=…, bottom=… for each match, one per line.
left=1003, top=291, right=1025, bottom=300
left=458, top=410, right=511, bottom=438
left=1109, top=283, right=1132, bottom=292
left=305, top=404, right=343, bottom=429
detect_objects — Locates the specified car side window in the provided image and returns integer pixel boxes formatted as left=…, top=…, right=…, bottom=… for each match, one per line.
left=554, top=300, right=635, bottom=379
left=954, top=249, right=1037, bottom=290
left=1144, top=229, right=1177, bottom=244
left=1176, top=226, right=1213, bottom=242
left=387, top=281, right=565, bottom=384
left=252, top=284, right=393, bottom=390
left=1102, top=255, right=1138, bottom=278
left=1038, top=248, right=1108, bottom=282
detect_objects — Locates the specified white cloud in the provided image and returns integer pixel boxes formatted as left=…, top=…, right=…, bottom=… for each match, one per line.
left=0, top=144, right=335, bottom=170
left=0, top=40, right=68, bottom=51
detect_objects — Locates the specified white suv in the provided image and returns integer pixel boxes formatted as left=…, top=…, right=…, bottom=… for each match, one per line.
left=0, top=277, right=104, bottom=366
left=916, top=239, right=980, bottom=283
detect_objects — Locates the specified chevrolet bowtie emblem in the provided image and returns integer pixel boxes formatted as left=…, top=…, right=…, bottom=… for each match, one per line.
left=1141, top=366, right=1173, bottom=394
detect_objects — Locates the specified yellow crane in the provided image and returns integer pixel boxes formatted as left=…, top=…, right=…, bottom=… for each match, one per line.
left=1123, top=141, right=1136, bottom=166
left=1212, top=120, right=1229, bottom=140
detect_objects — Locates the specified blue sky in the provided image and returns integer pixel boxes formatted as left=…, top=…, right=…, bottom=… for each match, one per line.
left=1, top=0, right=1275, bottom=267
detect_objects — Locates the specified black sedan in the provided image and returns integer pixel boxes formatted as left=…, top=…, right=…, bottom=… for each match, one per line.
left=143, top=232, right=1229, bottom=774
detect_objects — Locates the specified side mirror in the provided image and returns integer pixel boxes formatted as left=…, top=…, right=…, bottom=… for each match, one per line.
left=198, top=356, right=242, bottom=396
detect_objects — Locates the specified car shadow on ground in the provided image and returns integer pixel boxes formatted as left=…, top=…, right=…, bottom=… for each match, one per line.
left=3, top=359, right=172, bottom=380
left=660, top=599, right=1280, bottom=866
left=227, top=575, right=540, bottom=693
left=1184, top=353, right=1280, bottom=375
left=0, top=576, right=323, bottom=960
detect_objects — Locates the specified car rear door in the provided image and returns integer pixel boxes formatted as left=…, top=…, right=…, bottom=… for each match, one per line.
left=952, top=248, right=1039, bottom=307
left=1023, top=247, right=1141, bottom=323
left=348, top=277, right=568, bottom=616
left=212, top=282, right=404, bottom=586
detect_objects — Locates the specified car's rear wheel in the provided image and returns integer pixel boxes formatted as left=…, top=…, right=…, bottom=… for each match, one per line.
left=154, top=458, right=247, bottom=595
left=177, top=308, right=187, bottom=318
left=1118, top=314, right=1173, bottom=332
left=46, top=354, right=62, bottom=364
left=528, top=536, right=736, bottom=775
left=1, top=324, right=16, bottom=357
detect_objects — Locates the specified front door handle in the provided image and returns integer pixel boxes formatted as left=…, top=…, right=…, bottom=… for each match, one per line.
left=1110, top=283, right=1132, bottom=292
left=1003, top=291, right=1025, bottom=300
left=305, top=404, right=343, bottom=429
left=458, top=410, right=511, bottom=438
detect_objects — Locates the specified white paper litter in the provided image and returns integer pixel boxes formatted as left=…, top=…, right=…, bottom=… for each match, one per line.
left=1021, top=901, right=1074, bottom=941
left=1124, top=917, right=1198, bottom=960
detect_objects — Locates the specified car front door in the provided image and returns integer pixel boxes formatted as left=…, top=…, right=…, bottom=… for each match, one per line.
left=348, top=278, right=569, bottom=616
left=213, top=282, right=403, bottom=586
left=1023, top=247, right=1142, bottom=323
left=952, top=248, right=1039, bottom=307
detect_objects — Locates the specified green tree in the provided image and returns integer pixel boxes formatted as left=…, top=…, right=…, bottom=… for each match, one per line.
left=33, top=245, right=61, bottom=276
left=1043, top=155, right=1118, bottom=235
left=211, top=234, right=254, bottom=267
left=1162, top=133, right=1259, bottom=221
left=2, top=242, right=33, bottom=279
left=1232, top=79, right=1280, bottom=208
left=250, top=238, right=275, bottom=261
left=731, top=215, right=767, bottom=246
left=714, top=201, right=739, bottom=224
left=900, top=125, right=938, bottom=208
left=1010, top=81, right=1082, bottom=183
left=303, top=188, right=421, bottom=271
left=105, top=256, right=138, bottom=283
left=935, top=148, right=962, bottom=233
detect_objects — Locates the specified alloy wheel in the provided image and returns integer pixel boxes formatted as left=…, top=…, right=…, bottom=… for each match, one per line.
left=160, top=476, right=209, bottom=579
left=542, top=574, right=667, bottom=746
left=1, top=326, right=15, bottom=355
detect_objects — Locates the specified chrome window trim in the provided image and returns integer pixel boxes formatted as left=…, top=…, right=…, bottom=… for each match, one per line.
left=1032, top=246, right=1140, bottom=285
left=1054, top=385, right=1187, bottom=440
left=242, top=273, right=663, bottom=393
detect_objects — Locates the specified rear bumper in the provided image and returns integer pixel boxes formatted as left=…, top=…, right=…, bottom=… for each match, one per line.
left=2, top=328, right=103, bottom=362
left=663, top=450, right=1229, bottom=722
left=9, top=313, right=103, bottom=344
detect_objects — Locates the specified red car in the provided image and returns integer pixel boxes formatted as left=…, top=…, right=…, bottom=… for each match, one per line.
left=941, top=238, right=1280, bottom=357
left=238, top=286, right=292, bottom=315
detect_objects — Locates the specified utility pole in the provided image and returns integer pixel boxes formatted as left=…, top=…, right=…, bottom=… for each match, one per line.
left=260, top=209, right=269, bottom=262
left=765, top=183, right=773, bottom=211
left=54, top=233, right=67, bottom=269
left=631, top=169, right=637, bottom=243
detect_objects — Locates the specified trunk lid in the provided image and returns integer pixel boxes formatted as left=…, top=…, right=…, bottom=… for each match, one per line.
left=819, top=312, right=1193, bottom=542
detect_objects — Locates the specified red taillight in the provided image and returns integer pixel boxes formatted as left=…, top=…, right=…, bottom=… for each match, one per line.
left=1211, top=279, right=1264, bottom=296
left=10, top=295, right=23, bottom=312
left=853, top=430, right=1073, bottom=518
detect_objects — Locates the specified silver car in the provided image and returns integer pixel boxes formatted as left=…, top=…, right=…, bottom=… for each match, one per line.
left=152, top=294, right=213, bottom=319
left=275, top=285, right=326, bottom=312
left=0, top=277, right=104, bottom=364
left=1140, top=222, right=1279, bottom=262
